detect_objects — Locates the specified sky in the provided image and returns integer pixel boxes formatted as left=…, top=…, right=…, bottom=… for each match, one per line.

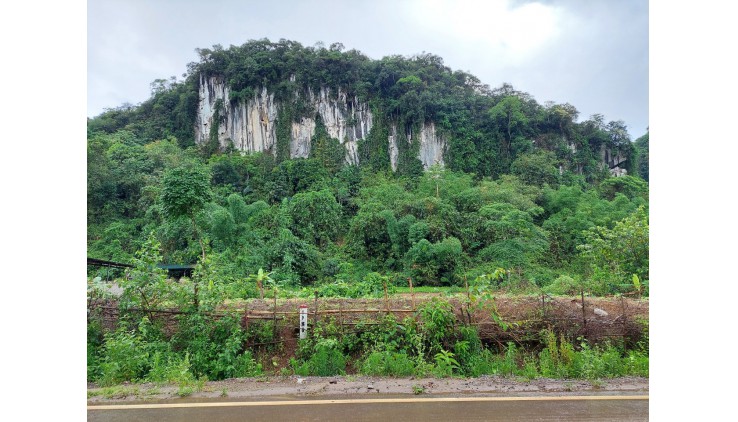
left=87, top=0, right=649, bottom=137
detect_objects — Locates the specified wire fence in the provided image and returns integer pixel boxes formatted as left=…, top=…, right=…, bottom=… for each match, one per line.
left=88, top=291, right=648, bottom=350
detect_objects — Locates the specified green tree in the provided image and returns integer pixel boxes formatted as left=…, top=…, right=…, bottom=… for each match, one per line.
left=510, top=150, right=560, bottom=188
left=633, top=131, right=649, bottom=181
left=405, top=237, right=463, bottom=286
left=118, top=233, right=170, bottom=319
left=598, top=175, right=648, bottom=201
left=489, top=96, right=530, bottom=166
left=286, top=189, right=342, bottom=248
left=578, top=206, right=649, bottom=293
left=161, top=164, right=212, bottom=260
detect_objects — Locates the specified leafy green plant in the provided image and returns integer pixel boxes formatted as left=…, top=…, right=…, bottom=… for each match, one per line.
left=118, top=233, right=171, bottom=317
left=295, top=338, right=347, bottom=376
left=433, top=350, right=460, bottom=377
left=98, top=329, right=149, bottom=386
left=542, top=275, right=583, bottom=296
left=247, top=268, right=272, bottom=300
left=360, top=350, right=415, bottom=376
left=351, top=272, right=395, bottom=298
left=147, top=352, right=194, bottom=384
left=500, top=342, right=520, bottom=377
left=418, top=298, right=457, bottom=356
left=177, top=376, right=206, bottom=397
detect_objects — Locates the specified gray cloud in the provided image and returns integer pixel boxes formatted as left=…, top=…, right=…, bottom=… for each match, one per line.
left=88, top=0, right=648, bottom=137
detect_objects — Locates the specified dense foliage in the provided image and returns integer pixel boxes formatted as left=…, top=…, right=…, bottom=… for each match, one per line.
left=88, top=38, right=648, bottom=295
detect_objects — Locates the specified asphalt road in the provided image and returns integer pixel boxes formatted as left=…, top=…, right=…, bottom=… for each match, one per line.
left=88, top=395, right=648, bottom=421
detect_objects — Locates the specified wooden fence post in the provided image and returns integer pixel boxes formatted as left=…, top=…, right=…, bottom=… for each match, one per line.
left=272, top=286, right=278, bottom=338
left=464, top=275, right=472, bottom=325
left=313, top=290, right=319, bottom=334
left=620, top=295, right=627, bottom=339
left=581, top=289, right=587, bottom=333
left=384, top=278, right=389, bottom=315
left=339, top=301, right=344, bottom=337
left=541, top=293, right=546, bottom=322
left=244, top=301, right=250, bottom=334
left=409, top=277, right=415, bottom=311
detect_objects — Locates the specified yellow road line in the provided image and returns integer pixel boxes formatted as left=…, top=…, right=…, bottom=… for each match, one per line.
left=88, top=395, right=649, bottom=411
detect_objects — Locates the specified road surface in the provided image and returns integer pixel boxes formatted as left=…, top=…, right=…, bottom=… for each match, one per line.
left=88, top=394, right=648, bottom=421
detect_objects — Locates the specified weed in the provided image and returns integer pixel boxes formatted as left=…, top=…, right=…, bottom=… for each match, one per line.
left=590, top=379, right=605, bottom=389
left=522, top=357, right=539, bottom=380
left=177, top=376, right=207, bottom=397
left=147, top=352, right=194, bottom=385
left=418, top=299, right=456, bottom=355
left=98, top=329, right=149, bottom=386
left=177, top=385, right=194, bottom=397
left=221, top=388, right=228, bottom=397
left=500, top=342, right=519, bottom=377
left=360, top=350, right=415, bottom=377
left=101, top=385, right=140, bottom=399
left=433, top=350, right=460, bottom=377
left=412, top=384, right=425, bottom=395
left=295, top=339, right=347, bottom=376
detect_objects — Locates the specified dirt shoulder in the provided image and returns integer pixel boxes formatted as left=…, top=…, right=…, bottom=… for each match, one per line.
left=87, top=375, right=648, bottom=404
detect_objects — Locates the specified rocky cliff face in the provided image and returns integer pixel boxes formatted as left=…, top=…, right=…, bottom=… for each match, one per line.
left=600, top=144, right=629, bottom=176
left=195, top=76, right=445, bottom=169
left=195, top=76, right=278, bottom=154
left=416, top=122, right=446, bottom=169
left=195, top=76, right=375, bottom=166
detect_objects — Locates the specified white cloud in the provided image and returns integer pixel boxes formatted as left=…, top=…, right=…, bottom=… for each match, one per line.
left=407, top=0, right=561, bottom=65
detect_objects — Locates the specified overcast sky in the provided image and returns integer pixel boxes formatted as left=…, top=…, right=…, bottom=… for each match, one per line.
left=88, top=0, right=649, bottom=137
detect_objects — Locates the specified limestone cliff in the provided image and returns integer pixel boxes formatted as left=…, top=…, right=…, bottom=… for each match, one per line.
left=195, top=75, right=445, bottom=169
left=195, top=76, right=375, bottom=166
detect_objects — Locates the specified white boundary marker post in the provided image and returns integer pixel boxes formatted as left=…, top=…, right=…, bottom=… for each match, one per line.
left=299, top=304, right=308, bottom=339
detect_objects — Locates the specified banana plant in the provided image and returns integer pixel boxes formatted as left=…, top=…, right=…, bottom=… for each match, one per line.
left=248, top=268, right=272, bottom=300
left=632, top=274, right=642, bottom=297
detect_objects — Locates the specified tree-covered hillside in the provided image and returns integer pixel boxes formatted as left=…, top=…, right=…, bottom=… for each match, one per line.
left=88, top=38, right=648, bottom=296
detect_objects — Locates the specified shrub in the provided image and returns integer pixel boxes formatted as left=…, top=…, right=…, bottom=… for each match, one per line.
left=360, top=350, right=415, bottom=376
left=542, top=275, right=582, bottom=295
left=433, top=350, right=460, bottom=377
left=234, top=351, right=263, bottom=377
left=147, top=352, right=195, bottom=384
left=463, top=349, right=500, bottom=377
left=350, top=272, right=395, bottom=298
left=98, top=329, right=149, bottom=386
left=295, top=339, right=347, bottom=376
left=418, top=299, right=457, bottom=355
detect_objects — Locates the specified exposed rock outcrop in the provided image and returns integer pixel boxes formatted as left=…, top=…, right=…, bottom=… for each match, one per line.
left=195, top=76, right=450, bottom=169
left=195, top=76, right=373, bottom=165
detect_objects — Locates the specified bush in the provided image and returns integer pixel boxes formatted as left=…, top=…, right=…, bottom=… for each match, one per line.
left=418, top=299, right=457, bottom=355
left=294, top=339, right=347, bottom=376
left=234, top=351, right=263, bottom=377
left=463, top=349, right=501, bottom=377
left=98, top=329, right=149, bottom=386
left=147, top=352, right=195, bottom=384
left=360, top=351, right=415, bottom=376
left=543, top=275, right=582, bottom=295
left=350, top=272, right=395, bottom=298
